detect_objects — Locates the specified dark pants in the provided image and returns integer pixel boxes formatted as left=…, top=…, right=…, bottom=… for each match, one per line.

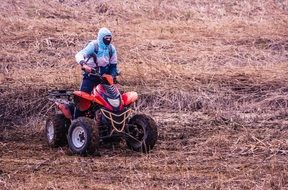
left=80, top=75, right=101, bottom=94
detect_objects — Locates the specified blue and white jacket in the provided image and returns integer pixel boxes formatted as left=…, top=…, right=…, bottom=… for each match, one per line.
left=75, top=27, right=118, bottom=77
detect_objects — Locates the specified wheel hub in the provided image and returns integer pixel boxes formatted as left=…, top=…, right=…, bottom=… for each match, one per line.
left=72, top=126, right=86, bottom=148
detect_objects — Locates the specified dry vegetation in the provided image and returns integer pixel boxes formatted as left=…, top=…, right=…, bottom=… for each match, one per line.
left=0, top=0, right=288, bottom=189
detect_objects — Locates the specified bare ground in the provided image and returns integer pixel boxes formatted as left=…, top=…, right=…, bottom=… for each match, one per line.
left=1, top=111, right=288, bottom=189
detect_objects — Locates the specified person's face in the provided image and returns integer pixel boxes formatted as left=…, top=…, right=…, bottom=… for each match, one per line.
left=103, top=35, right=112, bottom=45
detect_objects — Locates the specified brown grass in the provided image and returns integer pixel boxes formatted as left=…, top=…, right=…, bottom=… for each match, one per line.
left=0, top=0, right=288, bottom=189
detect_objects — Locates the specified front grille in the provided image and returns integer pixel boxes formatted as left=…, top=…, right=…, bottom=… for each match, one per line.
left=100, top=109, right=132, bottom=133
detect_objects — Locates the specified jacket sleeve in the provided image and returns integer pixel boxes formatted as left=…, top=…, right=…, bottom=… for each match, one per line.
left=108, top=45, right=118, bottom=77
left=75, top=41, right=96, bottom=64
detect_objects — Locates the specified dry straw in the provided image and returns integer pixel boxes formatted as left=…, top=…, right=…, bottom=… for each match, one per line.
left=0, top=0, right=288, bottom=189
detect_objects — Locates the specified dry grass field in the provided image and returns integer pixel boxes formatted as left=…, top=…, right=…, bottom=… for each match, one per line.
left=0, top=0, right=288, bottom=189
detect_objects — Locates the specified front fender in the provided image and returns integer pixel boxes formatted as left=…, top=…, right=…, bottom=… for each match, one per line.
left=122, top=92, right=138, bottom=106
left=73, top=91, right=92, bottom=111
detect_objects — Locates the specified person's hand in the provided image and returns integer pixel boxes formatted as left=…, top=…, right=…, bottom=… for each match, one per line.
left=82, top=64, right=92, bottom=73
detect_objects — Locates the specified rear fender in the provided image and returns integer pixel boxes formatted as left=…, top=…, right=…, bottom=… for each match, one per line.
left=55, top=102, right=72, bottom=119
left=122, top=92, right=138, bottom=106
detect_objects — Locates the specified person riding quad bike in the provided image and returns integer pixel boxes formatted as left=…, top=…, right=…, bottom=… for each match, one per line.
left=45, top=27, right=158, bottom=155
left=75, top=27, right=118, bottom=94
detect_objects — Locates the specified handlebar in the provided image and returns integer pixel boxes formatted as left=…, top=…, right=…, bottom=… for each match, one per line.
left=81, top=66, right=100, bottom=76
left=82, top=67, right=118, bottom=85
left=88, top=68, right=101, bottom=77
left=81, top=61, right=119, bottom=84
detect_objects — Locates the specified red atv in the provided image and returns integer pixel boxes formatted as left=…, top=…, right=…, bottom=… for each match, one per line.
left=45, top=71, right=158, bottom=155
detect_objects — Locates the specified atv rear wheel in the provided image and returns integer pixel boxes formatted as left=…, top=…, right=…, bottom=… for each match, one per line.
left=45, top=114, right=70, bottom=147
left=125, top=114, right=158, bottom=153
left=68, top=117, right=100, bottom=155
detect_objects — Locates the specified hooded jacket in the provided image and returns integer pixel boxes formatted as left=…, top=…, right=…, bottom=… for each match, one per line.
left=75, top=27, right=118, bottom=76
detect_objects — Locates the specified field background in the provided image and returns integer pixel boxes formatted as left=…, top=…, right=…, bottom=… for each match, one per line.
left=0, top=0, right=288, bottom=189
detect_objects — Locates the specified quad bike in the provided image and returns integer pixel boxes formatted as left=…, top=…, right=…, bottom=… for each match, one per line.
left=45, top=69, right=158, bottom=155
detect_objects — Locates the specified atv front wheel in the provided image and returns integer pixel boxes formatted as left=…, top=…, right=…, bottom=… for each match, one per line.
left=125, top=114, right=158, bottom=153
left=45, top=114, right=70, bottom=147
left=68, top=117, right=100, bottom=155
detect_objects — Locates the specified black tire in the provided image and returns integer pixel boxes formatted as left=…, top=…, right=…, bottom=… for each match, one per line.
left=67, top=117, right=100, bottom=155
left=45, top=114, right=70, bottom=147
left=125, top=114, right=158, bottom=153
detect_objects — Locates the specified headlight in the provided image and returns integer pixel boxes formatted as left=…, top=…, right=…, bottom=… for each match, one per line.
left=107, top=98, right=120, bottom=107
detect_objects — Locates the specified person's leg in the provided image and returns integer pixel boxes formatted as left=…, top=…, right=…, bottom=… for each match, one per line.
left=80, top=77, right=94, bottom=94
